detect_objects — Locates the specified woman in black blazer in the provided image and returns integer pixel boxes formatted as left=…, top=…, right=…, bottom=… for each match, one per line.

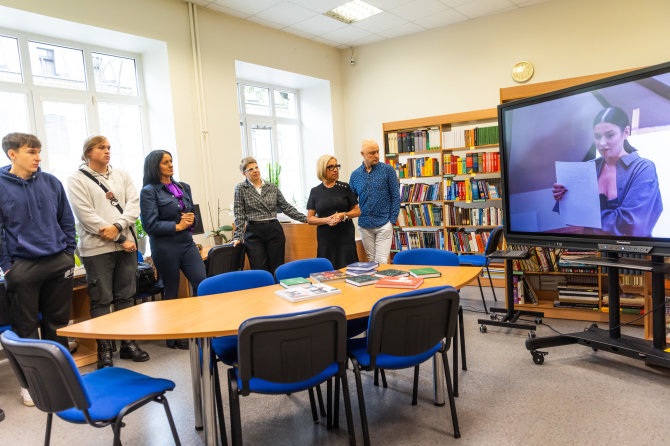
left=140, top=150, right=206, bottom=349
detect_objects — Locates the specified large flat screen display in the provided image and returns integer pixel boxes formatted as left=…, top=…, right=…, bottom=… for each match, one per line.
left=499, top=61, right=670, bottom=255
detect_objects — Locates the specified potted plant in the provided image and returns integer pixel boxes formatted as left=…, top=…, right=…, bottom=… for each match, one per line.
left=135, top=219, right=148, bottom=254
left=268, top=162, right=281, bottom=188
left=206, top=200, right=233, bottom=245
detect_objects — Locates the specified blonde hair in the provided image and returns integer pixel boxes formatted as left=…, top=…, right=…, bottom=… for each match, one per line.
left=316, top=154, right=336, bottom=182
left=82, top=135, right=108, bottom=162
left=240, top=156, right=257, bottom=173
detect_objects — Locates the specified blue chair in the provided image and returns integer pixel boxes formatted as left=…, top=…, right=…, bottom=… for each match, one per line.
left=0, top=330, right=180, bottom=446
left=227, top=307, right=356, bottom=446
left=393, top=248, right=466, bottom=396
left=198, top=269, right=276, bottom=444
left=458, top=226, right=503, bottom=313
left=347, top=286, right=461, bottom=444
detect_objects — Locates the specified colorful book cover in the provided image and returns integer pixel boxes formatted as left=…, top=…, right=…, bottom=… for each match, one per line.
left=345, top=274, right=379, bottom=286
left=346, top=262, right=379, bottom=270
left=408, top=267, right=441, bottom=278
left=375, top=276, right=424, bottom=289
left=374, top=269, right=410, bottom=277
left=275, top=284, right=342, bottom=303
left=310, top=270, right=348, bottom=283
left=279, top=277, right=312, bottom=288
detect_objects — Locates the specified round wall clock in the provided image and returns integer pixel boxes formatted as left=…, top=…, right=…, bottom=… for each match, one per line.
left=511, top=61, right=534, bottom=83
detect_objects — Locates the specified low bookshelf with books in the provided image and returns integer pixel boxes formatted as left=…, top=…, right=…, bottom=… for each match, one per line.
left=509, top=246, right=647, bottom=325
left=383, top=108, right=503, bottom=287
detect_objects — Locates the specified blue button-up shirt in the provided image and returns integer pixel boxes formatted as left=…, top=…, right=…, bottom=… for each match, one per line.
left=349, top=161, right=400, bottom=229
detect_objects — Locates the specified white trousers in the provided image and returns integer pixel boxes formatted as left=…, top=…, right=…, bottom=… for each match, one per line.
left=359, top=222, right=394, bottom=265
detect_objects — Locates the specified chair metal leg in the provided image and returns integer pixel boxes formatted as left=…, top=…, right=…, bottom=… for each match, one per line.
left=459, top=306, right=467, bottom=371
left=112, top=421, right=123, bottom=446
left=485, top=265, right=498, bottom=302
left=373, top=367, right=379, bottom=386
left=476, top=276, right=489, bottom=314
left=316, top=384, right=326, bottom=417
left=350, top=358, right=370, bottom=446
left=213, top=364, right=228, bottom=445
left=339, top=372, right=357, bottom=446
left=379, top=368, right=388, bottom=388
left=227, top=368, right=243, bottom=446
left=334, top=374, right=340, bottom=429
left=326, top=378, right=333, bottom=430
left=44, top=413, right=53, bottom=446
left=159, top=395, right=182, bottom=446
left=412, top=365, right=419, bottom=405
left=453, top=313, right=459, bottom=398
left=441, top=352, right=461, bottom=439
left=307, top=388, right=319, bottom=423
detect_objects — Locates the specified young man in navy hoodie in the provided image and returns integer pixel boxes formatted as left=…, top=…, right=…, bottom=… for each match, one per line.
left=0, top=132, right=76, bottom=406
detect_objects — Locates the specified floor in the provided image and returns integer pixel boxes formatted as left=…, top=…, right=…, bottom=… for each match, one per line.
left=1, top=286, right=669, bottom=445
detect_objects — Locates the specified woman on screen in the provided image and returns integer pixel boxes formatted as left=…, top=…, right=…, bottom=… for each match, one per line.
left=552, top=106, right=662, bottom=237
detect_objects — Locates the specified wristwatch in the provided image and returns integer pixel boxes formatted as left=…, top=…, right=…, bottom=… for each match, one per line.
left=342, top=213, right=349, bottom=222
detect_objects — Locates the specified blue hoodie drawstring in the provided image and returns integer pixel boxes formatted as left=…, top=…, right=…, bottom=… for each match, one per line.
left=22, top=181, right=34, bottom=219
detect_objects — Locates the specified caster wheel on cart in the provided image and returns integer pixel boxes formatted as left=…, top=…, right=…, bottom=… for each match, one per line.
left=528, top=331, right=536, bottom=339
left=479, top=325, right=487, bottom=333
left=531, top=350, right=545, bottom=365
left=535, top=317, right=543, bottom=325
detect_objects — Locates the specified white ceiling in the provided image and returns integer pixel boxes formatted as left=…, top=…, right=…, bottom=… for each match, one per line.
left=190, top=0, right=552, bottom=49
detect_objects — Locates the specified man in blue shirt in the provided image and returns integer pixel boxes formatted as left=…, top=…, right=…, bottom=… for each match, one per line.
left=349, top=139, right=400, bottom=264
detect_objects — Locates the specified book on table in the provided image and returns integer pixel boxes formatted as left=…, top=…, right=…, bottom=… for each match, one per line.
left=374, top=269, right=410, bottom=278
left=346, top=262, right=379, bottom=275
left=274, top=284, right=342, bottom=303
left=375, top=276, right=424, bottom=289
left=279, top=277, right=312, bottom=288
left=345, top=274, right=379, bottom=287
left=310, top=270, right=348, bottom=283
left=408, top=267, right=441, bottom=278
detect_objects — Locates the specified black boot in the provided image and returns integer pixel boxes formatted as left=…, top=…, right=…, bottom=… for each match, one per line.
left=120, top=340, right=150, bottom=362
left=97, top=340, right=113, bottom=369
left=166, top=339, right=189, bottom=350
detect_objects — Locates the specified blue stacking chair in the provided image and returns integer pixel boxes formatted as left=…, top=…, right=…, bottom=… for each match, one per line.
left=0, top=330, right=180, bottom=446
left=227, top=307, right=356, bottom=446
left=347, top=286, right=461, bottom=445
left=458, top=226, right=504, bottom=313
left=197, top=269, right=276, bottom=444
left=392, top=248, right=466, bottom=396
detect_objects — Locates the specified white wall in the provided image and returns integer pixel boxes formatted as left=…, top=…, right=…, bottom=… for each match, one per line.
left=342, top=0, right=670, bottom=157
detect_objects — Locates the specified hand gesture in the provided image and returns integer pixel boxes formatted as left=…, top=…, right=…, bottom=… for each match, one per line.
left=99, top=225, right=120, bottom=240
left=177, top=213, right=194, bottom=231
left=552, top=183, right=567, bottom=201
left=121, top=240, right=137, bottom=252
left=328, top=213, right=342, bottom=226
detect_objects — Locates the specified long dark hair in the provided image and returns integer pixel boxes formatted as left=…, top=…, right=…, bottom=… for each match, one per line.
left=143, top=149, right=172, bottom=186
left=583, top=106, right=635, bottom=161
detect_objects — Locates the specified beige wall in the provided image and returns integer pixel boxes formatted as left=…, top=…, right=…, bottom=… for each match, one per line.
left=342, top=0, right=670, bottom=155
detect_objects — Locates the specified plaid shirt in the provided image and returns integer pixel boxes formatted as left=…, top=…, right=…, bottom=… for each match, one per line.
left=233, top=179, right=307, bottom=241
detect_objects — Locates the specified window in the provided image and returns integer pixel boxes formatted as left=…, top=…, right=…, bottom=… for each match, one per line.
left=0, top=29, right=148, bottom=188
left=238, top=81, right=304, bottom=209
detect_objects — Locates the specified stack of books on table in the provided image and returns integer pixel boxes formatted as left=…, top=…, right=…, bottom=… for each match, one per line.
left=345, top=274, right=379, bottom=287
left=278, top=277, right=312, bottom=288
left=554, top=285, right=599, bottom=310
left=375, top=276, right=423, bottom=289
left=408, top=267, right=441, bottom=279
left=310, top=270, right=348, bottom=283
left=346, top=262, right=379, bottom=276
left=275, top=283, right=342, bottom=303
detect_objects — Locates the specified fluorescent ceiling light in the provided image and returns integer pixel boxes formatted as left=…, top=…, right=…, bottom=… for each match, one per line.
left=324, top=0, right=382, bottom=24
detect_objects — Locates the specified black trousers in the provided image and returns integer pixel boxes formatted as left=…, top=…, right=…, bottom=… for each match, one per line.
left=5, top=251, right=75, bottom=348
left=244, top=220, right=285, bottom=274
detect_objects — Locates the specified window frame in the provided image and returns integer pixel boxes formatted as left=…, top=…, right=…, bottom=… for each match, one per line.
left=0, top=27, right=150, bottom=181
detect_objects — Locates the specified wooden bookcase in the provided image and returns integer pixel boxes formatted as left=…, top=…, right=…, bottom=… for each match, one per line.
left=382, top=108, right=504, bottom=287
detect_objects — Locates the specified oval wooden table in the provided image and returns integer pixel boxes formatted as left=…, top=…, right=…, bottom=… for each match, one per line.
left=59, top=264, right=481, bottom=446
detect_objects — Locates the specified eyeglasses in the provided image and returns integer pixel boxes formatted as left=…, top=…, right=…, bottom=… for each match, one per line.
left=244, top=166, right=259, bottom=173
left=326, top=164, right=341, bottom=171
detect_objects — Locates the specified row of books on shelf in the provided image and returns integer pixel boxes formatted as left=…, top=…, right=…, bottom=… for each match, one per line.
left=392, top=228, right=444, bottom=251
left=444, top=204, right=502, bottom=227
left=511, top=245, right=564, bottom=272
left=397, top=203, right=443, bottom=227
left=400, top=182, right=441, bottom=202
left=387, top=157, right=440, bottom=178
left=442, top=125, right=499, bottom=149
left=445, top=230, right=491, bottom=253
left=443, top=152, right=500, bottom=175
left=444, top=178, right=500, bottom=202
left=385, top=128, right=441, bottom=154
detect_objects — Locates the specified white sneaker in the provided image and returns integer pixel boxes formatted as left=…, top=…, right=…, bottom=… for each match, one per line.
left=20, top=387, right=34, bottom=407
